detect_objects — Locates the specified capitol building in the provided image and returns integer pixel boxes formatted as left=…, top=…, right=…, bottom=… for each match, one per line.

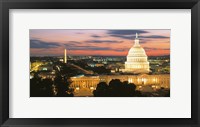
left=70, top=74, right=170, bottom=96
left=68, top=33, right=170, bottom=96
left=124, top=33, right=150, bottom=74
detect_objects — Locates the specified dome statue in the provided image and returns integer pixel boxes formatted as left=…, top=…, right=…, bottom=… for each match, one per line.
left=124, top=33, right=150, bottom=74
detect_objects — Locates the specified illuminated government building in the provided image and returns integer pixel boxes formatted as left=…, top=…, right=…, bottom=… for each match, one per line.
left=68, top=33, right=170, bottom=96
left=70, top=74, right=170, bottom=96
left=124, top=33, right=150, bottom=73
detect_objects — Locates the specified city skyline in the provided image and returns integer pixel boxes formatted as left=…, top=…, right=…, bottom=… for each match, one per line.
left=30, top=29, right=170, bottom=56
left=30, top=30, right=170, bottom=97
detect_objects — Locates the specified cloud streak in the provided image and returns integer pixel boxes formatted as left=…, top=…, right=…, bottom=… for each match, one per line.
left=142, top=35, right=169, bottom=39
left=86, top=40, right=123, bottom=44
left=108, top=30, right=148, bottom=35
left=64, top=42, right=127, bottom=52
left=91, top=35, right=102, bottom=38
left=65, top=45, right=111, bottom=51
left=107, top=30, right=169, bottom=40
left=30, top=39, right=60, bottom=48
left=144, top=47, right=170, bottom=51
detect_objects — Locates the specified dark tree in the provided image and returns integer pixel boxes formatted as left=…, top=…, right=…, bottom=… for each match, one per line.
left=108, top=79, right=123, bottom=97
left=54, top=75, right=74, bottom=97
left=93, top=82, right=108, bottom=97
left=30, top=78, right=53, bottom=97
left=93, top=79, right=142, bottom=97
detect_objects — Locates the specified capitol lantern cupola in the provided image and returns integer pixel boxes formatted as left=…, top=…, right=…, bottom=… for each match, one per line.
left=125, top=33, right=150, bottom=74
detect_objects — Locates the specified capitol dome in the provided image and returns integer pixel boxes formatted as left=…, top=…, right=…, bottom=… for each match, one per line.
left=124, top=33, right=150, bottom=74
left=127, top=46, right=147, bottom=57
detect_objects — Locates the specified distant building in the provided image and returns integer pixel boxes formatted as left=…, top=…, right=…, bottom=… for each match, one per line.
left=38, top=71, right=56, bottom=80
left=88, top=63, right=104, bottom=67
left=38, top=65, right=53, bottom=71
left=59, top=58, right=64, bottom=62
left=124, top=33, right=150, bottom=74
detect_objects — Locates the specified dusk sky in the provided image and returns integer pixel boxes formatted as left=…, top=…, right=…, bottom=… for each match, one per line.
left=30, top=29, right=170, bottom=56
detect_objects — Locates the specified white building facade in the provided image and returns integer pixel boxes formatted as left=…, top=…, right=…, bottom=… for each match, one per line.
left=125, top=33, right=150, bottom=74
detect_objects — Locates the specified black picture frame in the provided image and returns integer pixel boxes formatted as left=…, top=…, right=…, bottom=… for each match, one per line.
left=0, top=0, right=199, bottom=127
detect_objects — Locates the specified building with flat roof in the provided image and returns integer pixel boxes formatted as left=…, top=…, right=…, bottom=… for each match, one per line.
left=69, top=74, right=170, bottom=96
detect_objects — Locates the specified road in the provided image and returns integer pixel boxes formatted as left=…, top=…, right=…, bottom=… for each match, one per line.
left=70, top=64, right=94, bottom=75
